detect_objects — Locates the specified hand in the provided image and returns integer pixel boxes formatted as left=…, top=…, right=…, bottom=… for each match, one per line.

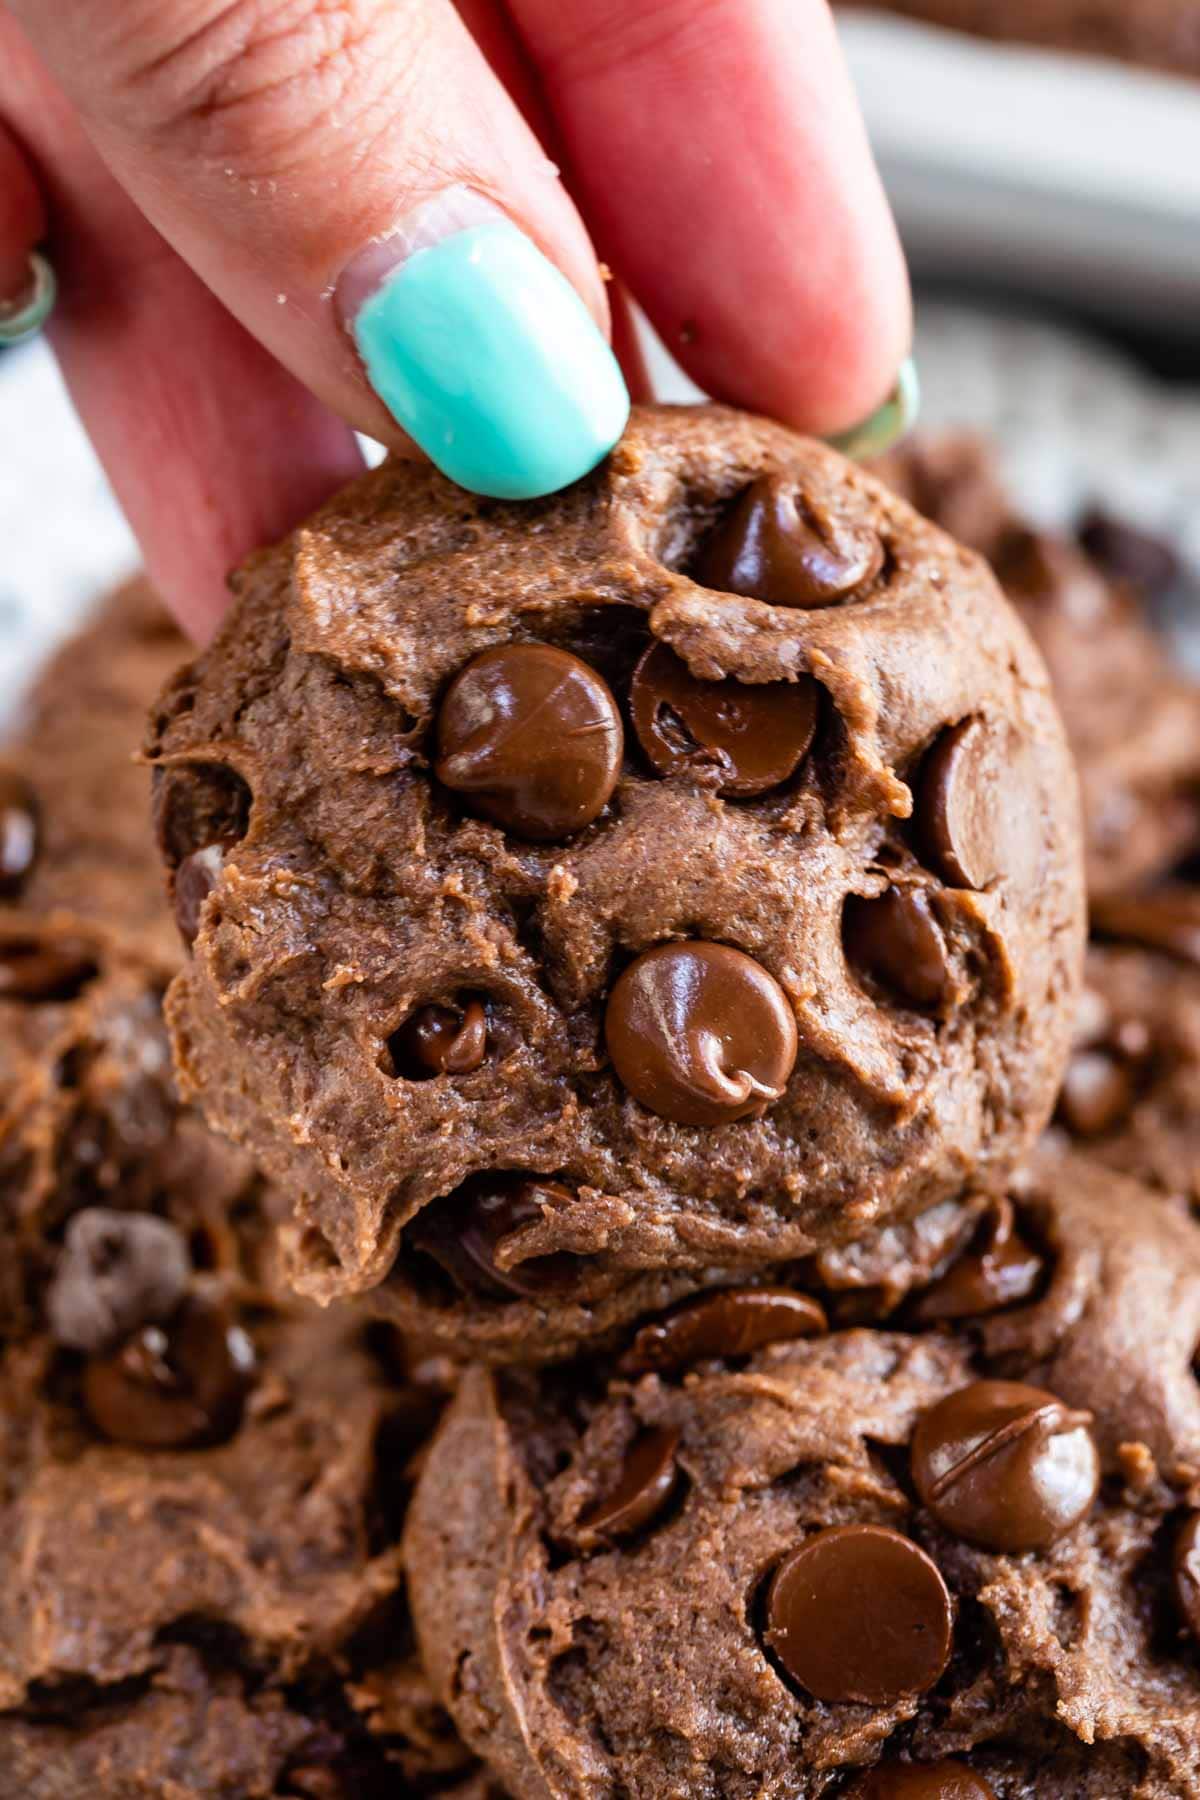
left=0, top=0, right=910, bottom=640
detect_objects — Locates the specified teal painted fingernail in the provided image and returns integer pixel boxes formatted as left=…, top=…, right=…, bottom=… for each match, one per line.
left=341, top=194, right=629, bottom=501
left=826, top=357, right=920, bottom=461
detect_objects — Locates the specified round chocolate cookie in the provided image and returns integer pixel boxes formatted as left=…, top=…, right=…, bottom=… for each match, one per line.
left=406, top=1152, right=1200, bottom=1797
left=148, top=405, right=1084, bottom=1360
left=876, top=432, right=1200, bottom=902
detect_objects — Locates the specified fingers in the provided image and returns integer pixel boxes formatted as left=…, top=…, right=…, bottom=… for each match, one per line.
left=0, top=15, right=361, bottom=643
left=510, top=0, right=912, bottom=437
left=0, top=118, right=45, bottom=299
left=8, top=0, right=628, bottom=498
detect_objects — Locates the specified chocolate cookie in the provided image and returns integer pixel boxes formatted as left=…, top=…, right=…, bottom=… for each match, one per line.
left=0, top=582, right=271, bottom=1340
left=406, top=1151, right=1200, bottom=1798
left=0, top=1301, right=480, bottom=1798
left=877, top=433, right=1200, bottom=901
left=0, top=583, right=486, bottom=1794
left=148, top=404, right=1084, bottom=1360
left=1, top=578, right=192, bottom=975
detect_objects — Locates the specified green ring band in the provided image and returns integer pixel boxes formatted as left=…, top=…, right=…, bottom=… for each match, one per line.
left=0, top=251, right=57, bottom=347
left=826, top=357, right=920, bottom=461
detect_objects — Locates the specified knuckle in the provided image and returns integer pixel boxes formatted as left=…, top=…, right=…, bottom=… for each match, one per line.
left=112, top=0, right=428, bottom=178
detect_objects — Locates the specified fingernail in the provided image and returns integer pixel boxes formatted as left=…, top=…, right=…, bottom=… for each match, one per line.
left=826, top=356, right=920, bottom=461
left=338, top=191, right=630, bottom=501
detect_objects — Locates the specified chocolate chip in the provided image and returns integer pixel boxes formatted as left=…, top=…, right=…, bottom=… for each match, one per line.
left=389, top=998, right=488, bottom=1078
left=1056, top=1048, right=1137, bottom=1138
left=435, top=643, right=623, bottom=841
left=174, top=840, right=236, bottom=947
left=764, top=1524, right=953, bottom=1704
left=994, top=528, right=1109, bottom=625
left=917, top=717, right=1023, bottom=891
left=629, top=641, right=818, bottom=797
left=47, top=1209, right=192, bottom=1353
left=605, top=942, right=797, bottom=1127
left=911, top=1380, right=1099, bottom=1552
left=82, top=1294, right=256, bottom=1449
left=846, top=1761, right=997, bottom=1799
left=1172, top=1512, right=1200, bottom=1643
left=576, top=1426, right=680, bottom=1547
left=1078, top=508, right=1180, bottom=599
left=694, top=475, right=884, bottom=608
left=153, top=762, right=251, bottom=868
left=406, top=1176, right=579, bottom=1301
left=621, top=1288, right=827, bottom=1375
left=844, top=887, right=952, bottom=1010
left=911, top=1199, right=1042, bottom=1325
left=1091, top=889, right=1200, bottom=968
left=0, top=771, right=39, bottom=898
left=0, top=938, right=97, bottom=1002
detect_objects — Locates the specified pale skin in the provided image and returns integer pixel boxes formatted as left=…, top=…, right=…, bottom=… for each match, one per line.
left=0, top=0, right=910, bottom=642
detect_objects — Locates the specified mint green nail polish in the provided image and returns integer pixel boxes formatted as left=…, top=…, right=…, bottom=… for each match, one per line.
left=827, top=357, right=920, bottom=461
left=352, top=222, right=630, bottom=501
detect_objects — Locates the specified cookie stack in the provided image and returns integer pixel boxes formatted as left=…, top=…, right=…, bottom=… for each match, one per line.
left=5, top=404, right=1200, bottom=1796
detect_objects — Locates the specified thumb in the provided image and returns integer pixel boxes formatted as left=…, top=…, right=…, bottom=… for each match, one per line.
left=8, top=0, right=629, bottom=500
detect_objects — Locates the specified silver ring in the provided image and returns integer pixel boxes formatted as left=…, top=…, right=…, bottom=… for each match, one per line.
left=0, top=251, right=57, bottom=347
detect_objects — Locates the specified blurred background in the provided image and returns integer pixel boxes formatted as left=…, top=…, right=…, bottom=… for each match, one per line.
left=4, top=1, right=1200, bottom=718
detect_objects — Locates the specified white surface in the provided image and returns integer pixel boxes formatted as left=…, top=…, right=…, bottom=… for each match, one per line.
left=839, top=12, right=1200, bottom=324
left=0, top=342, right=137, bottom=721
left=3, top=298, right=1200, bottom=727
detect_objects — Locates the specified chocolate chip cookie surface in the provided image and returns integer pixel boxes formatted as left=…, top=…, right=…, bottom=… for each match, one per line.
left=1051, top=885, right=1200, bottom=1206
left=406, top=1152, right=1200, bottom=1799
left=148, top=404, right=1084, bottom=1359
left=876, top=432, right=1200, bottom=900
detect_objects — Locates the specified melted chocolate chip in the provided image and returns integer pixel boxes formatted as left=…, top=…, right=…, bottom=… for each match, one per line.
left=694, top=475, right=884, bottom=608
left=1091, top=889, right=1200, bottom=968
left=911, top=1199, right=1042, bottom=1325
left=621, top=1288, right=827, bottom=1375
left=917, top=718, right=1023, bottom=891
left=576, top=1427, right=680, bottom=1547
left=0, top=938, right=97, bottom=1003
left=846, top=1761, right=997, bottom=1799
left=154, top=761, right=252, bottom=874
left=389, top=998, right=488, bottom=1078
left=1078, top=509, right=1179, bottom=599
left=82, top=1294, right=256, bottom=1449
left=406, top=1177, right=579, bottom=1301
left=174, top=840, right=236, bottom=947
left=1056, top=1048, right=1138, bottom=1138
left=435, top=643, right=623, bottom=840
left=47, top=1209, right=191, bottom=1354
left=0, top=770, right=39, bottom=898
left=629, top=641, right=818, bottom=797
left=764, top=1524, right=953, bottom=1704
left=911, top=1380, right=1099, bottom=1552
left=844, top=887, right=952, bottom=1010
left=605, top=942, right=797, bottom=1127
left=1173, top=1512, right=1200, bottom=1643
